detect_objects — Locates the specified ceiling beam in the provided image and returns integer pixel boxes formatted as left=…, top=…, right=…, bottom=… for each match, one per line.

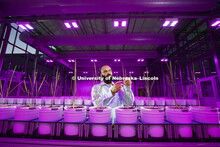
left=2, top=11, right=219, bottom=23
left=0, top=0, right=217, bottom=18
left=58, top=51, right=158, bottom=59
left=20, top=32, right=175, bottom=46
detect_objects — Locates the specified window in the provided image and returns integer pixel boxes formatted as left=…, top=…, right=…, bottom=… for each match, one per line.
left=6, top=43, right=13, bottom=54
left=200, top=81, right=214, bottom=97
left=8, top=28, right=17, bottom=43
left=13, top=47, right=25, bottom=54
left=15, top=32, right=27, bottom=49
left=27, top=45, right=36, bottom=54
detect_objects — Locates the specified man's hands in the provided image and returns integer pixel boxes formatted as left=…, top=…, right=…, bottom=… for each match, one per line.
left=111, top=81, right=123, bottom=95
left=124, top=77, right=132, bottom=86
left=111, top=78, right=132, bottom=95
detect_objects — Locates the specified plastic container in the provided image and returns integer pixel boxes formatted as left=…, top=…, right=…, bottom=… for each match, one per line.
left=141, top=106, right=165, bottom=137
left=0, top=104, right=16, bottom=120
left=8, top=98, right=16, bottom=104
left=44, top=99, right=52, bottom=105
left=176, top=99, right=186, bottom=106
left=36, top=98, right=44, bottom=105
left=144, top=100, right=155, bottom=106
left=115, top=106, right=138, bottom=137
left=89, top=106, right=111, bottom=137
left=166, top=106, right=192, bottom=138
left=190, top=106, right=220, bottom=138
left=13, top=105, right=39, bottom=134
left=64, top=106, right=86, bottom=136
left=38, top=106, right=63, bottom=135
left=55, top=99, right=63, bottom=105
left=165, top=99, right=175, bottom=106
left=16, top=98, right=25, bottom=105
left=155, top=99, right=165, bottom=106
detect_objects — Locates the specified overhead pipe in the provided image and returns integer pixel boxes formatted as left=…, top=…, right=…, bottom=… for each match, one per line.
left=20, top=33, right=175, bottom=46
left=0, top=0, right=217, bottom=17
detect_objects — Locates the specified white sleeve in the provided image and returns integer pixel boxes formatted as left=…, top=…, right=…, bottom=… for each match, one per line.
left=91, top=85, right=115, bottom=106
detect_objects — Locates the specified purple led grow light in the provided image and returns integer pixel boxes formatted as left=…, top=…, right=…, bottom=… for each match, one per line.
left=114, top=20, right=119, bottom=27
left=211, top=19, right=220, bottom=27
left=46, top=59, right=53, bottom=63
left=161, top=58, right=168, bottom=62
left=163, top=18, right=178, bottom=27
left=64, top=21, right=79, bottom=28
left=18, top=23, right=34, bottom=30
left=68, top=59, right=75, bottom=63
left=72, top=22, right=79, bottom=28
left=137, top=58, right=144, bottom=62
left=121, top=20, right=127, bottom=27
left=91, top=59, right=97, bottom=62
left=64, top=22, right=71, bottom=28
left=114, top=20, right=127, bottom=27
left=114, top=59, right=121, bottom=62
left=25, top=24, right=34, bottom=29
left=163, top=21, right=170, bottom=27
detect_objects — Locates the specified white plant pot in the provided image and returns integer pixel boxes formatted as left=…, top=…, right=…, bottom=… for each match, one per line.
left=115, top=106, right=138, bottom=137
left=84, top=100, right=91, bottom=106
left=135, top=99, right=144, bottom=110
left=45, top=99, right=52, bottom=105
left=176, top=99, right=186, bottom=106
left=166, top=106, right=192, bottom=138
left=89, top=106, right=111, bottom=137
left=165, top=99, right=175, bottom=106
left=26, top=98, right=35, bottom=105
left=36, top=99, right=44, bottom=105
left=135, top=99, right=144, bottom=106
left=8, top=98, right=16, bottom=104
left=141, top=106, right=165, bottom=137
left=75, top=99, right=83, bottom=105
left=155, top=99, right=165, bottom=106
left=65, top=99, right=73, bottom=105
left=186, top=99, right=198, bottom=106
left=0, top=104, right=16, bottom=120
left=55, top=99, right=63, bottom=105
left=144, top=100, right=155, bottom=106
left=17, top=98, right=25, bottom=105
left=38, top=106, right=63, bottom=135
left=0, top=98, right=7, bottom=104
left=64, top=106, right=86, bottom=136
left=13, top=106, right=39, bottom=134
left=190, top=106, right=220, bottom=138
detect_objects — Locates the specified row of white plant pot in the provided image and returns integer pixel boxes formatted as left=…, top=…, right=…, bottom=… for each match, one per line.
left=89, top=106, right=220, bottom=138
left=1, top=98, right=198, bottom=107
left=0, top=98, right=92, bottom=106
left=135, top=99, right=198, bottom=106
left=0, top=104, right=219, bottom=138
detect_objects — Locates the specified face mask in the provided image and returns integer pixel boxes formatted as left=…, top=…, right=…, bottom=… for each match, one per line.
left=102, top=73, right=113, bottom=84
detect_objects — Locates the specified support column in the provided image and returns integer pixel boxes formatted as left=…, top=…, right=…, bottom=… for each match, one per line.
left=0, top=24, right=11, bottom=73
left=208, top=27, right=220, bottom=81
left=0, top=24, right=6, bottom=50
